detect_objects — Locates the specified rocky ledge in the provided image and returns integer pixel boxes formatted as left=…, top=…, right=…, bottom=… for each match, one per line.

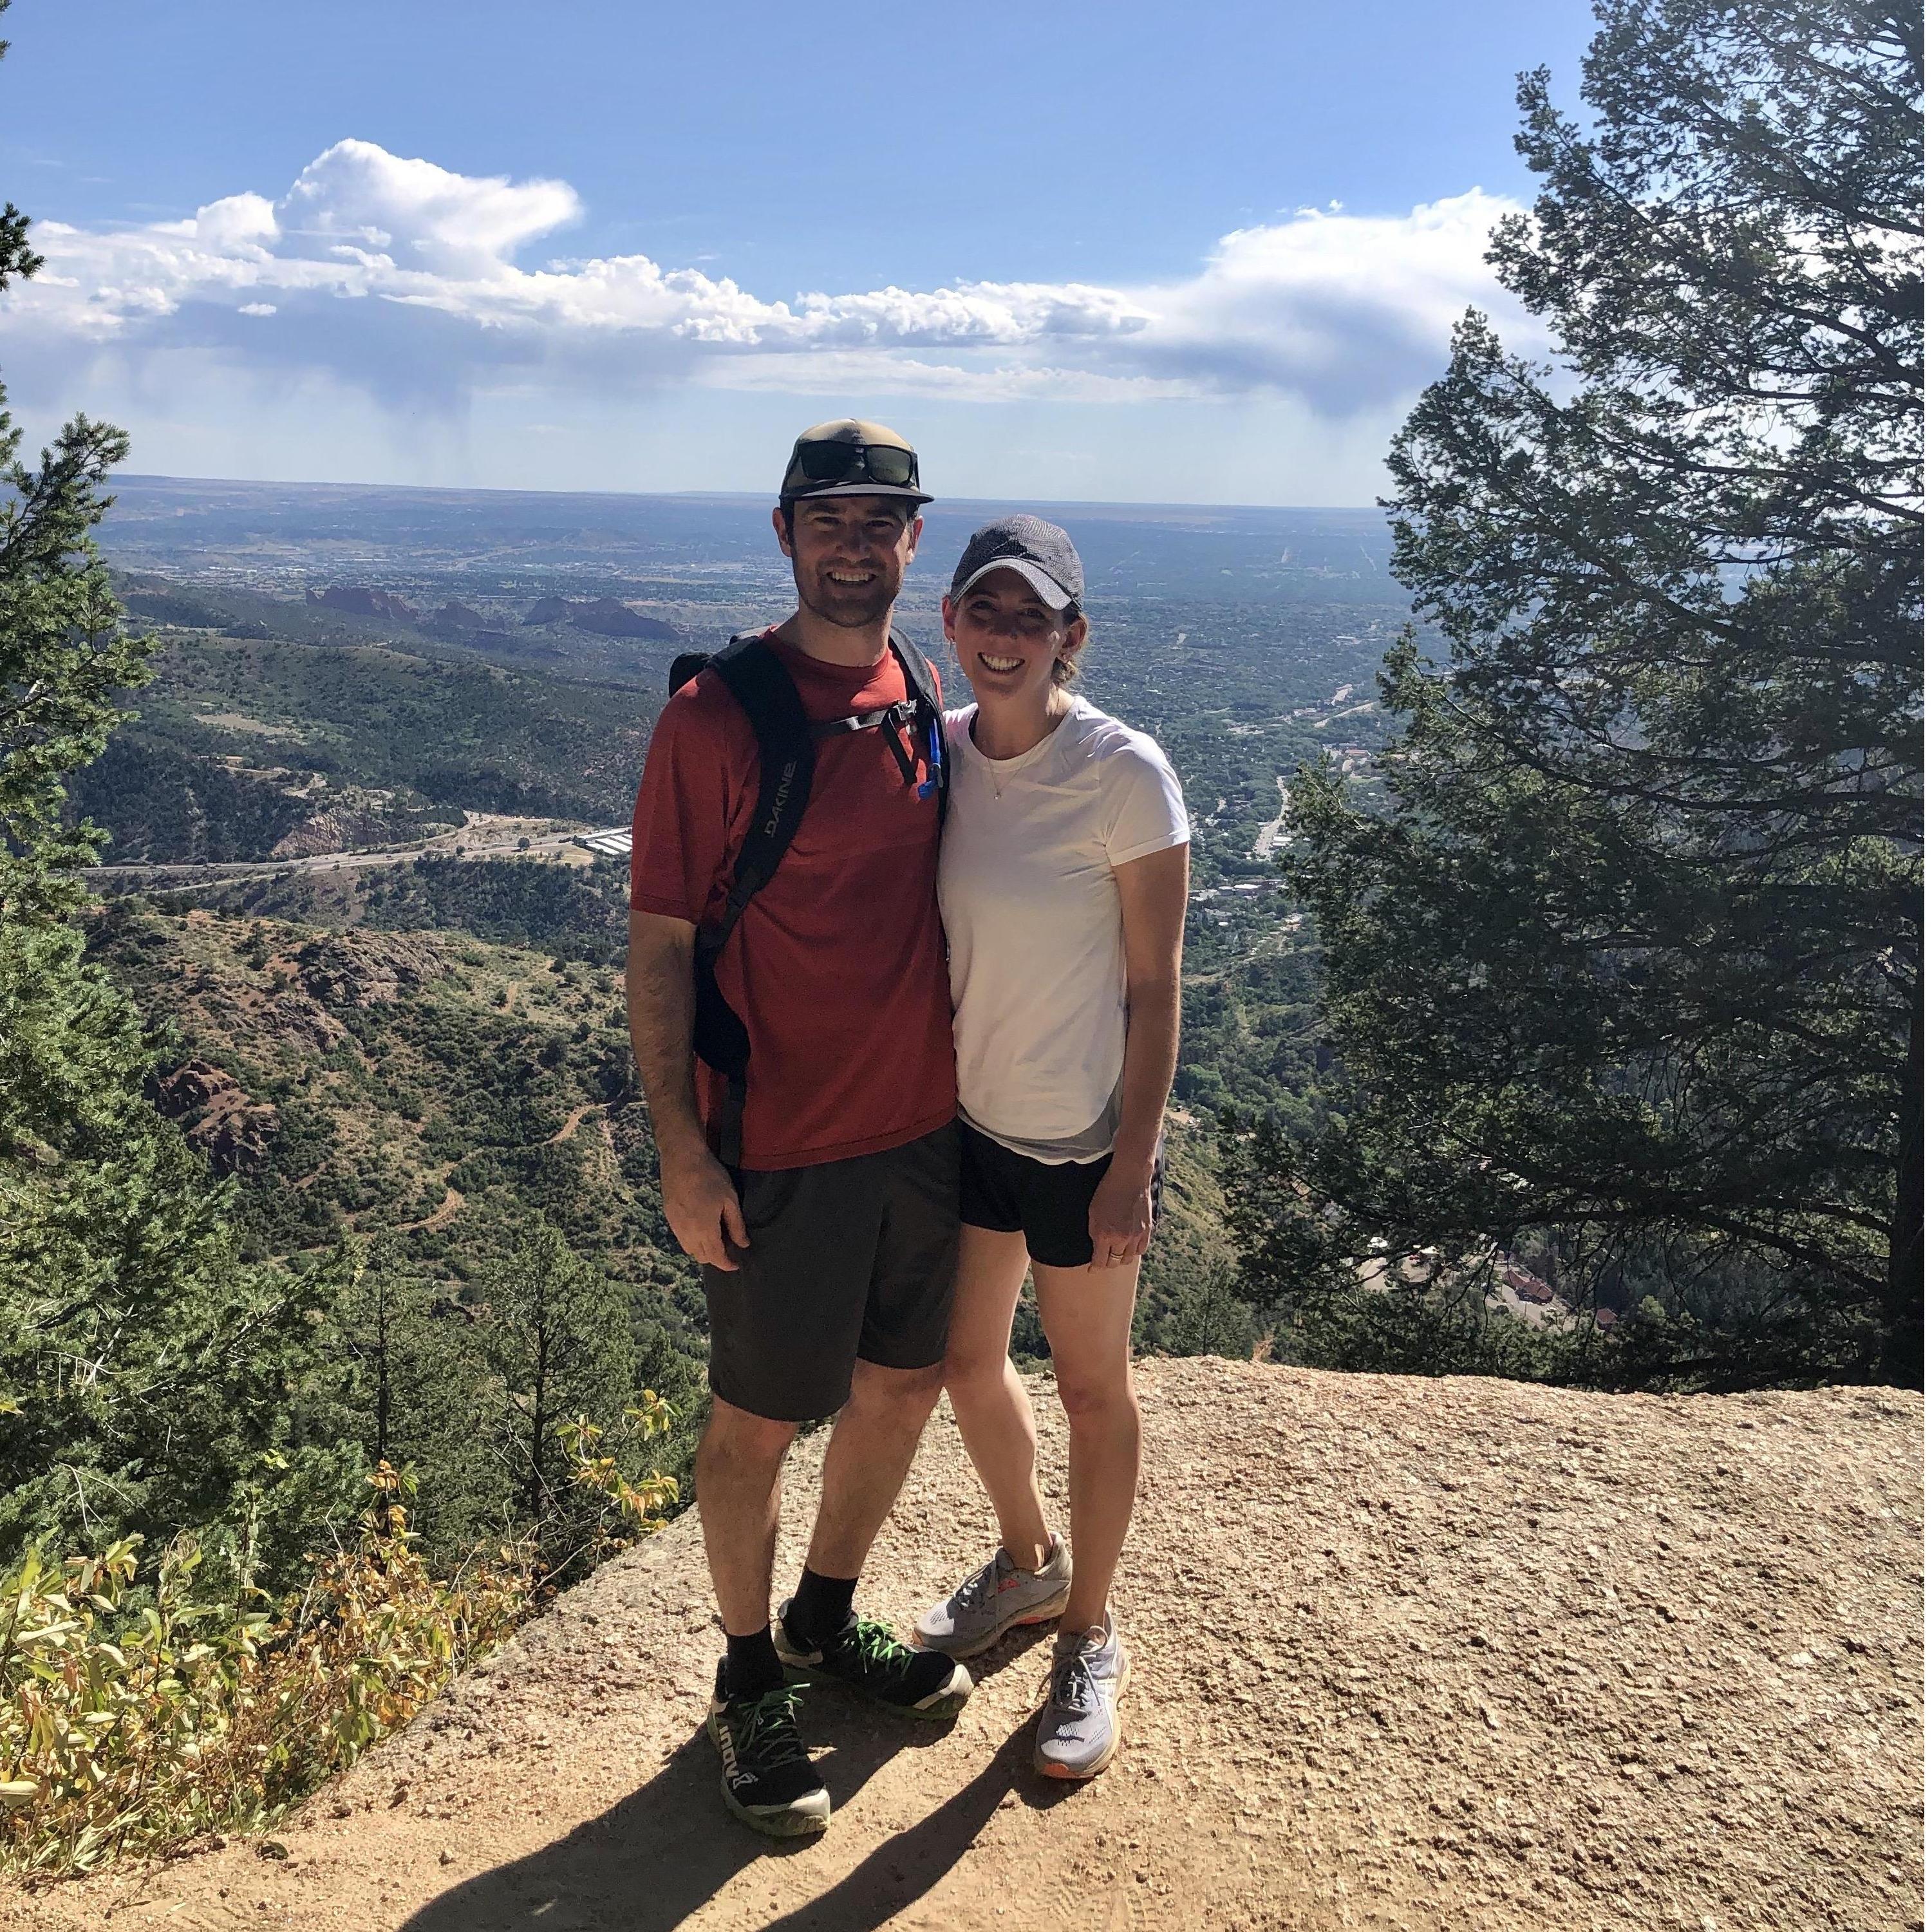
left=21, top=1357, right=1922, bottom=1932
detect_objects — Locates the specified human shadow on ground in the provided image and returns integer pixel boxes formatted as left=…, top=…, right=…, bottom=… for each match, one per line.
left=753, top=1712, right=1037, bottom=1932
left=399, top=1642, right=1051, bottom=1932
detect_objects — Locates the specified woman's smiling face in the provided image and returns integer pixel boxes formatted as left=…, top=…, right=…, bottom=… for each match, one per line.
left=943, top=567, right=1083, bottom=710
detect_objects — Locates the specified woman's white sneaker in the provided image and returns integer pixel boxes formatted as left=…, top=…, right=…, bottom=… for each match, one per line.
left=1033, top=1613, right=1129, bottom=1779
left=915, top=1532, right=1073, bottom=1658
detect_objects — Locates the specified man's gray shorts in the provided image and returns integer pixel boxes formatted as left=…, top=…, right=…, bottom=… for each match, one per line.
left=703, top=1122, right=961, bottom=1423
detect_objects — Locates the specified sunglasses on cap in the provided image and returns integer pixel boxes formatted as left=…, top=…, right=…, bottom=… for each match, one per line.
left=789, top=440, right=920, bottom=491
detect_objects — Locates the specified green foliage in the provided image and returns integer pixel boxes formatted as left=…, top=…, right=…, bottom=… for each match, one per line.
left=1223, top=1121, right=1568, bottom=1379
left=300, top=1244, right=500, bottom=1566
left=1236, top=0, right=1923, bottom=1390
left=0, top=421, right=148, bottom=923
left=0, top=1468, right=534, bottom=1875
left=0, top=1391, right=681, bottom=1879
left=483, top=1221, right=641, bottom=1575
left=1139, top=1264, right=1260, bottom=1362
left=0, top=391, right=360, bottom=1585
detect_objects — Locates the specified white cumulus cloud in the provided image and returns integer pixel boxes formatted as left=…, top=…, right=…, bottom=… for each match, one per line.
left=1121, top=191, right=1526, bottom=409
left=2, top=139, right=1529, bottom=422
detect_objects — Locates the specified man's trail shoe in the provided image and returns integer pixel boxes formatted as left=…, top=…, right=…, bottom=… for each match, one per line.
left=706, top=1671, right=831, bottom=1837
left=775, top=1602, right=973, bottom=1719
left=915, top=1532, right=1074, bottom=1658
left=1033, top=1613, right=1130, bottom=1779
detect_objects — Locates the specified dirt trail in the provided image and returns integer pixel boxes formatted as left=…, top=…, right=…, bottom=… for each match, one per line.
left=544, top=1104, right=605, bottom=1147
left=18, top=1358, right=1922, bottom=1932
left=405, top=1185, right=464, bottom=1233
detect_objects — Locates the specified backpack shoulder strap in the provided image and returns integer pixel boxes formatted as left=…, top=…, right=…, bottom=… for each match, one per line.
left=888, top=625, right=943, bottom=714
left=667, top=650, right=712, bottom=698
left=702, top=632, right=815, bottom=946
left=683, top=632, right=816, bottom=1170
left=886, top=626, right=948, bottom=820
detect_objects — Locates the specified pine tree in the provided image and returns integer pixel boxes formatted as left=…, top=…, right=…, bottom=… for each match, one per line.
left=0, top=9, right=357, bottom=1577
left=303, top=1240, right=505, bottom=1566
left=1237, top=0, right=1922, bottom=1389
left=1143, top=1264, right=1261, bottom=1362
left=483, top=1221, right=637, bottom=1569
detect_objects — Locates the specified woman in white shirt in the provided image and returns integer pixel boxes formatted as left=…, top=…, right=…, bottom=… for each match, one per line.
left=914, top=516, right=1190, bottom=1781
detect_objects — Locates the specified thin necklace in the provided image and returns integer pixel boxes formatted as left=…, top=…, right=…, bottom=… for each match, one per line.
left=975, top=693, right=1067, bottom=799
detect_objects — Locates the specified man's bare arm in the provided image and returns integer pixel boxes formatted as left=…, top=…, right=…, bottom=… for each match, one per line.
left=626, top=908, right=749, bottom=1269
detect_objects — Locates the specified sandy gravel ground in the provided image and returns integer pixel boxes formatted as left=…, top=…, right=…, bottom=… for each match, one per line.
left=12, top=1357, right=1923, bottom=1932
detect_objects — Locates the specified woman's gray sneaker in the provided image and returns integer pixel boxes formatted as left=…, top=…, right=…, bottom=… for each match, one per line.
left=915, top=1533, right=1074, bottom=1658
left=1033, top=1614, right=1130, bottom=1779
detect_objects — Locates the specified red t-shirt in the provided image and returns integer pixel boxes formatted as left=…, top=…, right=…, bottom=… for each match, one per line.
left=629, top=632, right=957, bottom=1170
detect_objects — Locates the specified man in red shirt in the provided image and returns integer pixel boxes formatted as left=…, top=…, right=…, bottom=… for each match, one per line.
left=627, top=420, right=968, bottom=1837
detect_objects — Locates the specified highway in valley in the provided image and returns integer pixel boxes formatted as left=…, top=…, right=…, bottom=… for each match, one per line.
left=88, top=824, right=632, bottom=885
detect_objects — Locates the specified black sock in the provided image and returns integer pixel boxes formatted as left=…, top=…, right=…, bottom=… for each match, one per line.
left=785, top=1567, right=858, bottom=1649
left=721, top=1626, right=785, bottom=1700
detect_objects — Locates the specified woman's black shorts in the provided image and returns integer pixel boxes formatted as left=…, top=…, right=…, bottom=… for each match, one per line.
left=959, top=1121, right=1165, bottom=1268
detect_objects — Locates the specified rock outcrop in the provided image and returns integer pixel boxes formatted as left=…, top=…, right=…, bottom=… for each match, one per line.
left=521, top=595, right=676, bottom=640
left=150, top=1058, right=280, bottom=1174
left=270, top=807, right=417, bottom=859
left=570, top=597, right=676, bottom=641
left=305, top=587, right=420, bottom=623
left=21, top=1358, right=1923, bottom=1931
left=292, top=930, right=444, bottom=1008
left=424, top=603, right=489, bottom=636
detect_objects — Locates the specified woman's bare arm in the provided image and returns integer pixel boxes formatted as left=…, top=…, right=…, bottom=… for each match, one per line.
left=1088, top=840, right=1189, bottom=1268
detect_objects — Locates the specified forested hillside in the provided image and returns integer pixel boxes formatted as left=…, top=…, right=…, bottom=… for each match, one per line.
left=69, top=624, right=659, bottom=859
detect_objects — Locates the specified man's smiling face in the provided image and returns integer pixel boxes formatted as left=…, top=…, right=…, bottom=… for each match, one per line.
left=776, top=495, right=922, bottom=630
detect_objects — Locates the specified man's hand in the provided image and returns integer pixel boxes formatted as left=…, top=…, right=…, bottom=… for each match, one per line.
left=628, top=909, right=747, bottom=1267
left=660, top=1141, right=751, bottom=1270
left=1087, top=1163, right=1153, bottom=1272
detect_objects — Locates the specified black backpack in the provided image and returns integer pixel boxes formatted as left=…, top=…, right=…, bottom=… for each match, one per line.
left=664, top=626, right=948, bottom=1168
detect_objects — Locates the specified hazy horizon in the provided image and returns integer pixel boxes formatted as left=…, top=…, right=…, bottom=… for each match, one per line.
left=113, top=472, right=1390, bottom=519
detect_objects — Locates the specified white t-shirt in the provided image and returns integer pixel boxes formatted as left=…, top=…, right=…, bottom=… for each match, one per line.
left=939, top=696, right=1190, bottom=1163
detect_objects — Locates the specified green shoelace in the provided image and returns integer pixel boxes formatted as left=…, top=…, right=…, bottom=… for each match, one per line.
left=734, top=1685, right=808, bottom=1766
left=845, top=1617, right=912, bottom=1671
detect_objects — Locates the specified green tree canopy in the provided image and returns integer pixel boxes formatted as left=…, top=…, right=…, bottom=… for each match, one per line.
left=0, top=6, right=359, bottom=1578
left=483, top=1220, right=639, bottom=1574
left=1237, top=0, right=1922, bottom=1389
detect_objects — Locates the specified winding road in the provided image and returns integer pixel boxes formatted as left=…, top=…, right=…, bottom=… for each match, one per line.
left=88, top=825, right=624, bottom=886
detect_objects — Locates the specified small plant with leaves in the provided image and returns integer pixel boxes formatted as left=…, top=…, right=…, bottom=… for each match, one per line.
left=0, top=1464, right=534, bottom=1877
left=556, top=1394, right=682, bottom=1557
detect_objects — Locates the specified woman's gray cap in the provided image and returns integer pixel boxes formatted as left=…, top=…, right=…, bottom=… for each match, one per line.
left=948, top=514, right=1085, bottom=614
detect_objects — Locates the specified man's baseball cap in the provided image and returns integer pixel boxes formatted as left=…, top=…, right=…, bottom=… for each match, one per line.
left=780, top=419, right=933, bottom=505
left=948, top=514, right=1085, bottom=614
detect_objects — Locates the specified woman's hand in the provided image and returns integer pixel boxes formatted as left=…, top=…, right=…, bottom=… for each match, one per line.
left=1087, top=1163, right=1154, bottom=1271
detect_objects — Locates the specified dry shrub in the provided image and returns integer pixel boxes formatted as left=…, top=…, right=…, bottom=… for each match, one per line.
left=1, top=1398, right=675, bottom=1877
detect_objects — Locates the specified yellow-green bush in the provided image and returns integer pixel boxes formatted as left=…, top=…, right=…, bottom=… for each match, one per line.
left=1, top=1400, right=675, bottom=1877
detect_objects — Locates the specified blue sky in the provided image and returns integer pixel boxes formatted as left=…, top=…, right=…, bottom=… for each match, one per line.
left=1, top=0, right=1599, bottom=505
